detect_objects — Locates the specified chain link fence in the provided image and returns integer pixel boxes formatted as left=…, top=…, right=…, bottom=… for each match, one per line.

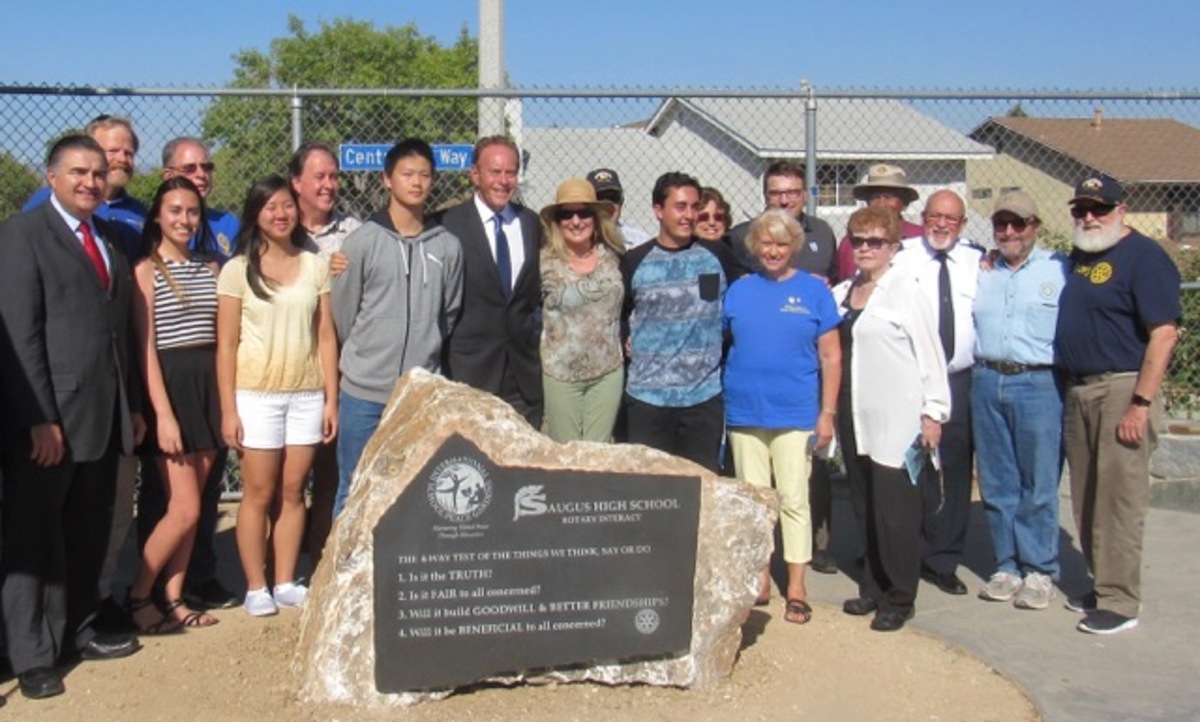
left=2, top=85, right=1197, bottom=436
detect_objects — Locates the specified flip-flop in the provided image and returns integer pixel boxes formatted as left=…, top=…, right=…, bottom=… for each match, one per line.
left=785, top=598, right=813, bottom=625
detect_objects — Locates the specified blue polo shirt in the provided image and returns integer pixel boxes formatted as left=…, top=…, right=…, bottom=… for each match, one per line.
left=1055, top=230, right=1181, bottom=376
left=973, top=246, right=1070, bottom=366
left=24, top=187, right=148, bottom=261
left=723, top=271, right=840, bottom=429
left=201, top=209, right=240, bottom=262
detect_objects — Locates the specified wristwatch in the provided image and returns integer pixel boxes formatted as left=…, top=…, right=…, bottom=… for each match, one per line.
left=1131, top=393, right=1153, bottom=408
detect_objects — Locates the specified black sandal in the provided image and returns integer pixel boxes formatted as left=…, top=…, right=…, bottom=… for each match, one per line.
left=125, top=594, right=184, bottom=636
left=164, top=599, right=220, bottom=628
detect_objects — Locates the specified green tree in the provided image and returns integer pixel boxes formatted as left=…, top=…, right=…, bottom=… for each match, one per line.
left=201, top=15, right=479, bottom=217
left=0, top=152, right=43, bottom=221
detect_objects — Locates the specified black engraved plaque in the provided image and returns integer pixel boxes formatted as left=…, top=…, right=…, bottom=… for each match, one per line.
left=372, top=435, right=701, bottom=692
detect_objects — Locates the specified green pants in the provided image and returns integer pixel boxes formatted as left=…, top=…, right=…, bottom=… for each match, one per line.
left=542, top=366, right=624, bottom=443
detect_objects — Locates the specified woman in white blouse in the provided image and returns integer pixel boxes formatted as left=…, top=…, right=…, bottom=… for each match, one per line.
left=831, top=207, right=950, bottom=633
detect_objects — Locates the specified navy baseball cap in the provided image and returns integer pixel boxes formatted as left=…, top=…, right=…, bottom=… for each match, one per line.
left=1069, top=174, right=1125, bottom=206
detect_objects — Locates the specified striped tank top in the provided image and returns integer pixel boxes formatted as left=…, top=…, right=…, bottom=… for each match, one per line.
left=153, top=259, right=218, bottom=349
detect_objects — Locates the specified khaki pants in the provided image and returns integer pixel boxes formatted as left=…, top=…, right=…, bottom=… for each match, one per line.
left=729, top=428, right=813, bottom=565
left=1064, top=373, right=1159, bottom=618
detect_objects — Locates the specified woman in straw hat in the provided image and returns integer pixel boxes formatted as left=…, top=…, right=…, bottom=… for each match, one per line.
left=538, top=179, right=626, bottom=442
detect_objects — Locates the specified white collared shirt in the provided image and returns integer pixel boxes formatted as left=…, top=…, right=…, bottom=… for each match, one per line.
left=473, top=194, right=525, bottom=293
left=302, top=212, right=363, bottom=259
left=894, top=235, right=983, bottom=373
left=49, top=193, right=112, bottom=274
left=832, top=267, right=951, bottom=468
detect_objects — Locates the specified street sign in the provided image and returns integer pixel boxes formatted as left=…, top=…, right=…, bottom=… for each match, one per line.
left=339, top=143, right=473, bottom=172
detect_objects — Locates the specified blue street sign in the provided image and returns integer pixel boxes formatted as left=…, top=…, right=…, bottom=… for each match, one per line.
left=339, top=143, right=474, bottom=172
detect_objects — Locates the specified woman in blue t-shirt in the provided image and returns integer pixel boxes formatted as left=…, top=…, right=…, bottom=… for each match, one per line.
left=723, top=209, right=842, bottom=624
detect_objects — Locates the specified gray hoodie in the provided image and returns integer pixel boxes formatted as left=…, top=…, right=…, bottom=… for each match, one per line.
left=332, top=211, right=464, bottom=404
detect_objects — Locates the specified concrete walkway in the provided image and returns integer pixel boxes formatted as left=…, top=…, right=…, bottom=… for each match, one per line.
left=804, top=493, right=1200, bottom=721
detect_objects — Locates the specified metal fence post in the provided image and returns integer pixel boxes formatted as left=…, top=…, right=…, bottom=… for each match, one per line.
left=804, top=82, right=818, bottom=219
left=291, top=87, right=303, bottom=152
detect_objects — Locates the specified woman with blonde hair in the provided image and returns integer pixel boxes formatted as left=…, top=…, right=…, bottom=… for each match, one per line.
left=538, top=178, right=625, bottom=442
left=723, top=208, right=842, bottom=624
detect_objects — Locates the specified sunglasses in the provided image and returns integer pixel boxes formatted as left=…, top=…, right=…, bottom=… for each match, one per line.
left=992, top=217, right=1030, bottom=232
left=554, top=207, right=595, bottom=222
left=1070, top=204, right=1116, bottom=220
left=697, top=212, right=727, bottom=224
left=169, top=162, right=216, bottom=175
left=850, top=235, right=892, bottom=250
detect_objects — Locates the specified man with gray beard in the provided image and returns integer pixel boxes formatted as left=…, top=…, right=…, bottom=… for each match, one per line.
left=1055, top=174, right=1180, bottom=635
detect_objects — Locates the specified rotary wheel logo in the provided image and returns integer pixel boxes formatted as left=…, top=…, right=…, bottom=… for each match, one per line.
left=634, top=608, right=660, bottom=635
left=1089, top=262, right=1113, bottom=285
left=427, top=457, right=493, bottom=522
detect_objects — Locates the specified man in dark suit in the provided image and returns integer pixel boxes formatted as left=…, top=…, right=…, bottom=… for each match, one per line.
left=436, top=136, right=543, bottom=425
left=0, top=135, right=143, bottom=700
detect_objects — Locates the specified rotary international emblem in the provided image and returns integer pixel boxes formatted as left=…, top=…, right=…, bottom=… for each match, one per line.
left=1089, top=262, right=1113, bottom=285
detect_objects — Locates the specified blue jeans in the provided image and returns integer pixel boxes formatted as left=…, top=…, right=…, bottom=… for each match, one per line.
left=333, top=390, right=386, bottom=520
left=971, top=366, right=1065, bottom=578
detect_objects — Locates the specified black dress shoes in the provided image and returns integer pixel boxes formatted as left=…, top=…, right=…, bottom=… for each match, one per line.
left=870, top=607, right=915, bottom=632
left=79, top=632, right=141, bottom=661
left=809, top=551, right=838, bottom=574
left=842, top=597, right=879, bottom=616
left=19, top=666, right=65, bottom=699
left=921, top=568, right=968, bottom=596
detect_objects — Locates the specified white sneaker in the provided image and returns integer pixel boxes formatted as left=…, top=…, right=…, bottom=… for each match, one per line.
left=978, top=571, right=1023, bottom=602
left=273, top=582, right=308, bottom=608
left=1014, top=572, right=1057, bottom=610
left=244, top=588, right=278, bottom=617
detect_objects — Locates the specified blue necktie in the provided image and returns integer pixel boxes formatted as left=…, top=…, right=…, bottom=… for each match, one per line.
left=493, top=214, right=512, bottom=300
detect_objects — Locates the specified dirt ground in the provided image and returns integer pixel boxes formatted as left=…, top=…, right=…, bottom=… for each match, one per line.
left=3, top=594, right=1037, bottom=721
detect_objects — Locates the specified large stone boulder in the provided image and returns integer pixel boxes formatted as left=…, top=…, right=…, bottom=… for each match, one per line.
left=293, top=369, right=777, bottom=708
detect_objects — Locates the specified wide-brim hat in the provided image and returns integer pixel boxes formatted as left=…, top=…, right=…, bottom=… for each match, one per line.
left=539, top=178, right=617, bottom=225
left=852, top=163, right=919, bottom=204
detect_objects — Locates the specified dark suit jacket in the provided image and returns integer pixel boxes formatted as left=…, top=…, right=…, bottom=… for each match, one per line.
left=435, top=198, right=543, bottom=407
left=0, top=202, right=137, bottom=462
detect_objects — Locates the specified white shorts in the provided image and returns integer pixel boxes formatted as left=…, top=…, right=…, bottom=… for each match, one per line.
left=235, top=389, right=325, bottom=449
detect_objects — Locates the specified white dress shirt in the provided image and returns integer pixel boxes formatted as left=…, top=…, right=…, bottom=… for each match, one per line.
left=473, top=194, right=525, bottom=294
left=894, top=235, right=983, bottom=374
left=832, top=267, right=951, bottom=468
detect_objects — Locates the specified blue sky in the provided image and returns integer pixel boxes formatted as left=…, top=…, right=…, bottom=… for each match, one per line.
left=2, top=0, right=1197, bottom=90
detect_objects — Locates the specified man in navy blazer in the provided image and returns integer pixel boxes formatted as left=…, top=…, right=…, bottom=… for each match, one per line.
left=0, top=135, right=143, bottom=699
left=436, top=136, right=543, bottom=425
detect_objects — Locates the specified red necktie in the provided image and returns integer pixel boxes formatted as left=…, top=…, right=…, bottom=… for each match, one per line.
left=78, top=221, right=111, bottom=289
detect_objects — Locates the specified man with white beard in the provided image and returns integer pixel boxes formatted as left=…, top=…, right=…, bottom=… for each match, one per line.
left=1055, top=174, right=1180, bottom=635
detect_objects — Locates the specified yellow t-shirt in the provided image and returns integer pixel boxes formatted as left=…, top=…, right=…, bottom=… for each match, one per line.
left=217, top=252, right=330, bottom=392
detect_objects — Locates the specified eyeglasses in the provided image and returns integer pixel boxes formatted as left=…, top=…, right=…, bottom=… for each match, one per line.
left=168, top=162, right=216, bottom=175
left=596, top=192, right=623, bottom=205
left=697, top=212, right=727, bottom=224
left=554, top=207, right=595, bottom=222
left=849, top=235, right=892, bottom=250
left=924, top=213, right=963, bottom=225
left=765, top=188, right=805, bottom=200
left=992, top=217, right=1031, bottom=232
left=1070, top=204, right=1116, bottom=220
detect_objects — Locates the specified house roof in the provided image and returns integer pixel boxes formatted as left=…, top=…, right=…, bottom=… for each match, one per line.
left=970, top=117, right=1200, bottom=184
left=646, top=97, right=992, bottom=159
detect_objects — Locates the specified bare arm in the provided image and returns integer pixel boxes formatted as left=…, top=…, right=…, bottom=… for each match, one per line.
left=133, top=261, right=181, bottom=455
left=1118, top=322, right=1179, bottom=444
left=814, top=329, right=841, bottom=449
left=216, top=295, right=243, bottom=451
